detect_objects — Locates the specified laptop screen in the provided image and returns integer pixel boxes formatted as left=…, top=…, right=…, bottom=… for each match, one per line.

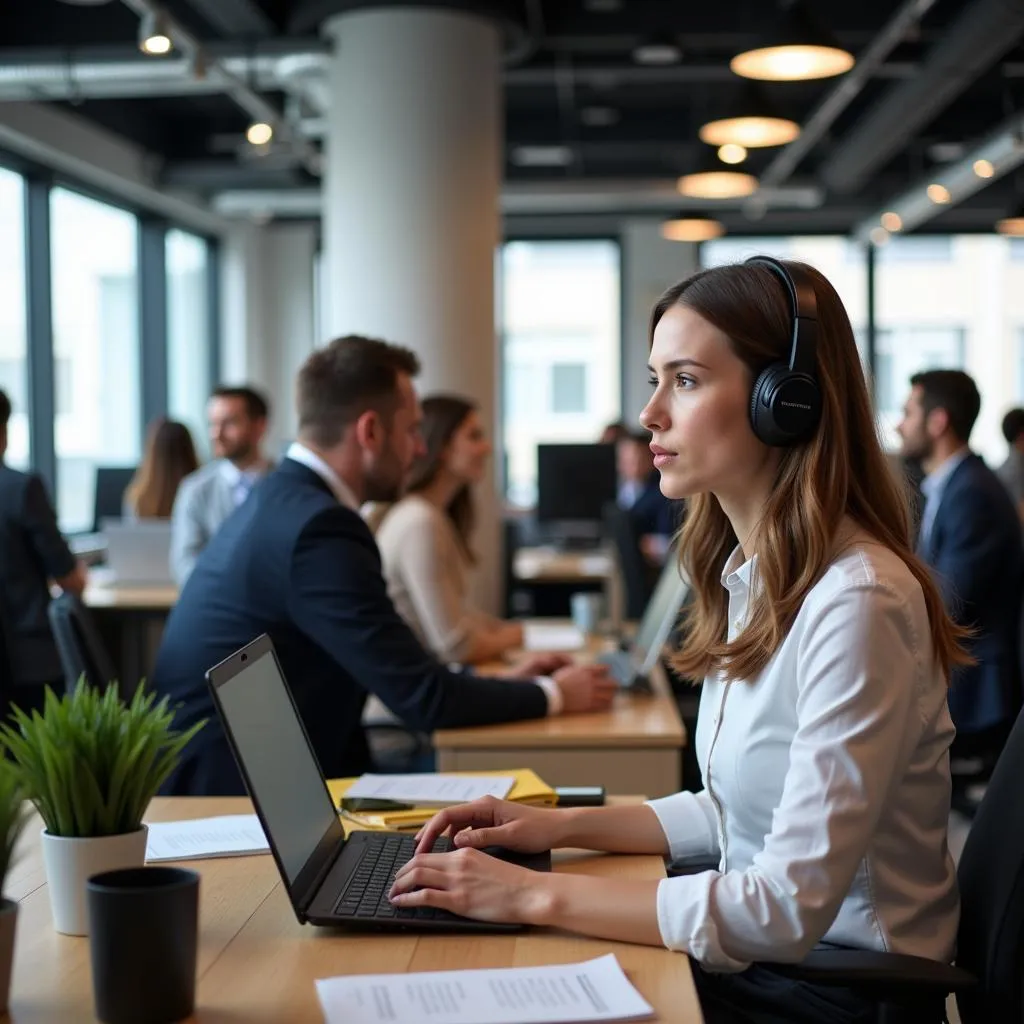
left=210, top=643, right=342, bottom=886
left=630, top=555, right=689, bottom=673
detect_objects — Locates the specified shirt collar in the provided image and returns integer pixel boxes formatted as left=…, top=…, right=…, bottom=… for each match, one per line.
left=721, top=544, right=757, bottom=593
left=286, top=442, right=360, bottom=511
left=921, top=449, right=970, bottom=500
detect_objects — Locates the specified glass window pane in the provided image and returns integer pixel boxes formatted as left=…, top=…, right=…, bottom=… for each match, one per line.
left=51, top=188, right=140, bottom=533
left=0, top=168, right=28, bottom=470
left=167, top=229, right=210, bottom=453
left=500, top=240, right=621, bottom=506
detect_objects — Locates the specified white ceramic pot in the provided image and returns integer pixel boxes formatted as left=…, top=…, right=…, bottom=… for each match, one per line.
left=40, top=827, right=148, bottom=936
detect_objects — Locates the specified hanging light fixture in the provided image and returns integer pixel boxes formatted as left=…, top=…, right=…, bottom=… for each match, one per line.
left=997, top=203, right=1024, bottom=236
left=138, top=9, right=173, bottom=55
left=880, top=211, right=902, bottom=232
left=678, top=151, right=759, bottom=199
left=717, top=143, right=748, bottom=165
left=926, top=183, right=951, bottom=204
left=661, top=216, right=726, bottom=242
left=731, top=0, right=854, bottom=82
left=699, top=83, right=801, bottom=149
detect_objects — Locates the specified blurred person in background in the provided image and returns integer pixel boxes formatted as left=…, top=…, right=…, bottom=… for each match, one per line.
left=997, top=406, right=1024, bottom=523
left=124, top=417, right=200, bottom=520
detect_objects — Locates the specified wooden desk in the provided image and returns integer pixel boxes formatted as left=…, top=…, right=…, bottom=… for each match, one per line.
left=8, top=797, right=703, bottom=1022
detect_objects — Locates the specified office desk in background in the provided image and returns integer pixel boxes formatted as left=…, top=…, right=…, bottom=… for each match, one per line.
left=82, top=579, right=178, bottom=690
left=8, top=796, right=703, bottom=1022
left=512, top=545, right=622, bottom=623
left=435, top=625, right=686, bottom=797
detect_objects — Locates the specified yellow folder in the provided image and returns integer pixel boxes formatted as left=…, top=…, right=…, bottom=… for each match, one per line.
left=327, top=769, right=557, bottom=833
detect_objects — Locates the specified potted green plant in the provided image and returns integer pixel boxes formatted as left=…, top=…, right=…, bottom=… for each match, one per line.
left=0, top=681, right=203, bottom=936
left=0, top=761, right=29, bottom=1012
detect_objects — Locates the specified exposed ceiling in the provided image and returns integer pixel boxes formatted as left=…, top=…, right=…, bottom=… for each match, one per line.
left=2, top=0, right=1024, bottom=235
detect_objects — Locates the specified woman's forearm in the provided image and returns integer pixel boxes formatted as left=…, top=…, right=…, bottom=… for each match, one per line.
left=554, top=803, right=670, bottom=855
left=532, top=874, right=664, bottom=947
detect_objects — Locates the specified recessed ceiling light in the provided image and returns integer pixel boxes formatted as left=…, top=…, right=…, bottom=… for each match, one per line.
left=926, top=183, right=951, bottom=204
left=511, top=145, right=574, bottom=168
left=677, top=171, right=759, bottom=199
left=632, top=38, right=682, bottom=66
left=869, top=226, right=890, bottom=246
left=880, top=211, right=902, bottom=232
left=973, top=158, right=995, bottom=178
left=661, top=218, right=726, bottom=242
left=997, top=204, right=1024, bottom=235
left=717, top=143, right=748, bottom=165
left=246, top=122, right=274, bottom=146
left=139, top=10, right=173, bottom=55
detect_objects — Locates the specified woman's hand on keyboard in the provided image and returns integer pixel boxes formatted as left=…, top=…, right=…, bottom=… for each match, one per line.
left=413, top=797, right=566, bottom=857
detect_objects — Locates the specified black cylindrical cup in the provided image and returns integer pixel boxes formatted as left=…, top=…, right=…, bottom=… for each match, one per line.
left=87, top=866, right=199, bottom=1024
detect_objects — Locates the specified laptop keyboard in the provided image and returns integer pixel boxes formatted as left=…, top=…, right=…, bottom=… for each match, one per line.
left=334, top=834, right=458, bottom=921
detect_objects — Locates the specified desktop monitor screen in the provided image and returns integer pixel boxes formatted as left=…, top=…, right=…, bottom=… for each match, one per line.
left=536, top=443, right=617, bottom=524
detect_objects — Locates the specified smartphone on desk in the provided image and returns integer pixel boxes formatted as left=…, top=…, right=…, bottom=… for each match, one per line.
left=339, top=797, right=415, bottom=813
left=554, top=786, right=606, bottom=807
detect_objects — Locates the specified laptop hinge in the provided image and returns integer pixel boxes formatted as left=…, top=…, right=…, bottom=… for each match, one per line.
left=296, top=836, right=349, bottom=917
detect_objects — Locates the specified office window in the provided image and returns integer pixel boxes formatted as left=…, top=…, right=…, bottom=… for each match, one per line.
left=167, top=229, right=211, bottom=452
left=551, top=363, right=587, bottom=413
left=51, top=188, right=141, bottom=532
left=701, top=236, right=869, bottom=364
left=500, top=240, right=620, bottom=505
left=873, top=326, right=966, bottom=422
left=0, top=168, right=28, bottom=469
left=875, top=236, right=952, bottom=264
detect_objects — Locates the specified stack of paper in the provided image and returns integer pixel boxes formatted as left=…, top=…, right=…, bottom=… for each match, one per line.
left=145, top=814, right=270, bottom=862
left=329, top=769, right=558, bottom=832
left=316, top=953, right=654, bottom=1024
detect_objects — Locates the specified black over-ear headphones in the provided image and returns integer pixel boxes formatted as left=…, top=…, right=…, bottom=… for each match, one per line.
left=744, top=255, right=822, bottom=447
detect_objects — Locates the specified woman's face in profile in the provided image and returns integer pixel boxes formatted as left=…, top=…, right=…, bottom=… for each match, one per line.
left=444, top=410, right=492, bottom=484
left=640, top=304, right=767, bottom=501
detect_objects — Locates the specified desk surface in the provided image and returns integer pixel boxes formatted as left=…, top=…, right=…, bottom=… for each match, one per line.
left=83, top=581, right=178, bottom=610
left=514, top=546, right=614, bottom=582
left=8, top=797, right=702, bottom=1022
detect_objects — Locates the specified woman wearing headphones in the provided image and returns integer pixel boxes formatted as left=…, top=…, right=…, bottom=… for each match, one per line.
left=389, top=258, right=965, bottom=1023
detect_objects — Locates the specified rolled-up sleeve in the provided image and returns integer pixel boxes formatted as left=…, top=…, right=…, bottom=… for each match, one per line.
left=646, top=789, right=719, bottom=862
left=650, top=582, right=922, bottom=971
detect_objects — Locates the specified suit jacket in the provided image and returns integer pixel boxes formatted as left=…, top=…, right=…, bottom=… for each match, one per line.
left=917, top=454, right=1023, bottom=734
left=170, top=460, right=271, bottom=586
left=0, top=465, right=76, bottom=687
left=153, top=458, right=548, bottom=796
left=628, top=472, right=677, bottom=539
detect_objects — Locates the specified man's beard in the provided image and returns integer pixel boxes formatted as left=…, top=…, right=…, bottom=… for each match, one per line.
left=363, top=455, right=404, bottom=503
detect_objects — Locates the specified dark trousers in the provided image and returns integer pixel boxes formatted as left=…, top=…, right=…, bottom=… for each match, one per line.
left=691, top=960, right=946, bottom=1024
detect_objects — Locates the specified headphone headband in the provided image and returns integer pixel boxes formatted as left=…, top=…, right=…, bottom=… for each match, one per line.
left=744, top=255, right=818, bottom=377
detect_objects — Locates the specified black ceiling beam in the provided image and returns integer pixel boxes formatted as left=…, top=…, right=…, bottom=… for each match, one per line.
left=178, top=0, right=275, bottom=36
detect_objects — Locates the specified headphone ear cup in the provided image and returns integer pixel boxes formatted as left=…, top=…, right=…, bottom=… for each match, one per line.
left=749, top=364, right=787, bottom=446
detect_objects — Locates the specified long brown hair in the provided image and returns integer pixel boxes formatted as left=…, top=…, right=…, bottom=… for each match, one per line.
left=655, top=260, right=970, bottom=683
left=125, top=418, right=200, bottom=519
left=405, top=395, right=478, bottom=564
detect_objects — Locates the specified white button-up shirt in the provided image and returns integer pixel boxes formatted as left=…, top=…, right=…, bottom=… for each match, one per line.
left=647, top=529, right=959, bottom=971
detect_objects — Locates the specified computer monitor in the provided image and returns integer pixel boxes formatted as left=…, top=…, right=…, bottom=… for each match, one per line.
left=93, top=466, right=136, bottom=534
left=535, top=443, right=617, bottom=542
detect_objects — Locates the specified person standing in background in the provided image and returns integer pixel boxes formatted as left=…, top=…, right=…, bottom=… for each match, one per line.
left=0, top=390, right=87, bottom=716
left=124, top=418, right=200, bottom=520
left=897, top=370, right=1023, bottom=785
left=997, top=406, right=1024, bottom=524
left=170, top=386, right=272, bottom=585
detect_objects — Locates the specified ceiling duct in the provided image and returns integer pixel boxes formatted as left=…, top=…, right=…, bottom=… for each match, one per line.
left=820, top=0, right=1024, bottom=195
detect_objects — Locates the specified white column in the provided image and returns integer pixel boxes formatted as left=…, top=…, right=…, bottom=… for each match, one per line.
left=323, top=6, right=503, bottom=610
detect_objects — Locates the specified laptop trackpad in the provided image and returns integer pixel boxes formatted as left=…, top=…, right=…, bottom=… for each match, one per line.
left=477, top=846, right=551, bottom=873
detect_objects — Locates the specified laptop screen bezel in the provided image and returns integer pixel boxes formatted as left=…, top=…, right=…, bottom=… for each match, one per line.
left=206, top=633, right=347, bottom=922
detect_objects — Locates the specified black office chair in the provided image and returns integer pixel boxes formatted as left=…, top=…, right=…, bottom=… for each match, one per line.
left=47, top=593, right=118, bottom=692
left=602, top=502, right=655, bottom=621
left=767, top=706, right=1024, bottom=1022
left=93, top=466, right=136, bottom=533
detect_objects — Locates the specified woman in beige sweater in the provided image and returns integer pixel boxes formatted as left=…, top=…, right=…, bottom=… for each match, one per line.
left=375, top=395, right=524, bottom=664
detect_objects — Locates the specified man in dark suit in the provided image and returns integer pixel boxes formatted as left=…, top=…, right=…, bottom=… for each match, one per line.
left=616, top=430, right=677, bottom=564
left=897, top=370, right=1023, bottom=767
left=0, top=390, right=87, bottom=715
left=153, top=336, right=616, bottom=796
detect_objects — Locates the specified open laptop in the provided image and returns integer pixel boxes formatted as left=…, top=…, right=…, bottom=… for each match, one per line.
left=598, top=554, right=690, bottom=692
left=206, top=634, right=551, bottom=931
left=100, top=519, right=174, bottom=585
